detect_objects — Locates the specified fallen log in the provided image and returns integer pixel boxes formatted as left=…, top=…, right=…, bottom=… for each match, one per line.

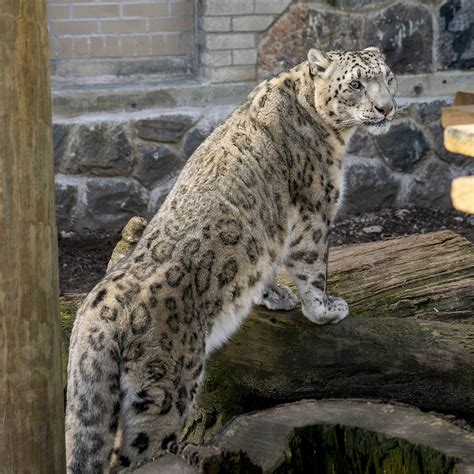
left=183, top=230, right=474, bottom=444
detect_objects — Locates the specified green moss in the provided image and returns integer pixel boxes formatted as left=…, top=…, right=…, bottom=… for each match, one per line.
left=59, top=295, right=80, bottom=385
left=275, top=424, right=457, bottom=474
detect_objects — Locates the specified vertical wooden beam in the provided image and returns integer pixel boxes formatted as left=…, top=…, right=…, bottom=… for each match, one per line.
left=0, top=1, right=65, bottom=472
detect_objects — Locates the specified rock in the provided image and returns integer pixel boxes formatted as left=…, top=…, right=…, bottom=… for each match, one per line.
left=183, top=128, right=208, bottom=158
left=409, top=98, right=451, bottom=125
left=347, top=128, right=381, bottom=159
left=362, top=225, right=383, bottom=234
left=79, top=178, right=148, bottom=232
left=437, top=0, right=474, bottom=70
left=375, top=122, right=431, bottom=173
left=147, top=178, right=177, bottom=216
left=341, top=159, right=400, bottom=215
left=183, top=107, right=233, bottom=157
left=365, top=3, right=434, bottom=74
left=134, top=112, right=200, bottom=143
left=55, top=179, right=77, bottom=230
left=133, top=144, right=185, bottom=189
left=53, top=123, right=70, bottom=171
left=325, top=0, right=386, bottom=10
left=258, top=4, right=364, bottom=72
left=61, top=122, right=133, bottom=177
left=404, top=159, right=454, bottom=210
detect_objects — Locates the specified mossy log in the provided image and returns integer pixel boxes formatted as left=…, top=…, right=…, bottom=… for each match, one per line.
left=183, top=230, right=474, bottom=444
left=60, top=230, right=474, bottom=446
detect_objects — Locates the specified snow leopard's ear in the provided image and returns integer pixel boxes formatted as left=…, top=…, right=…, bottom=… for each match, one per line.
left=363, top=46, right=385, bottom=60
left=308, top=49, right=331, bottom=76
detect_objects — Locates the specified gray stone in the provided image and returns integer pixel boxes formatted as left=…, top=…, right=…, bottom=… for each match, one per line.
left=183, top=108, right=232, bottom=157
left=134, top=112, right=200, bottom=143
left=347, top=129, right=381, bottom=159
left=438, top=0, right=474, bottom=70
left=183, top=127, right=209, bottom=157
left=325, top=0, right=386, bottom=10
left=53, top=123, right=70, bottom=171
left=148, top=178, right=178, bottom=216
left=55, top=180, right=77, bottom=230
left=342, top=159, right=400, bottom=215
left=365, top=3, right=434, bottom=74
left=375, top=122, right=431, bottom=173
left=405, top=159, right=454, bottom=210
left=408, top=99, right=450, bottom=125
left=133, top=144, right=185, bottom=189
left=80, top=178, right=148, bottom=232
left=258, top=4, right=364, bottom=72
left=61, top=122, right=133, bottom=176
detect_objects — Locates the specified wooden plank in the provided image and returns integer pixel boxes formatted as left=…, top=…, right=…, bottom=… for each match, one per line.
left=451, top=176, right=474, bottom=214
left=444, top=124, right=474, bottom=157
left=0, top=0, right=65, bottom=471
left=441, top=105, right=474, bottom=128
left=455, top=91, right=474, bottom=106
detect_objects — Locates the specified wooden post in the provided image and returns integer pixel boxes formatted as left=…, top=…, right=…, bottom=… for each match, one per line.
left=0, top=1, right=65, bottom=472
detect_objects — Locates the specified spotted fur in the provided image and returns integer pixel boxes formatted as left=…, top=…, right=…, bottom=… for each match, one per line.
left=66, top=47, right=397, bottom=472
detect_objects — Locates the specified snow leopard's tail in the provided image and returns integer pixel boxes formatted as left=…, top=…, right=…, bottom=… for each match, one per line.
left=65, top=298, right=122, bottom=474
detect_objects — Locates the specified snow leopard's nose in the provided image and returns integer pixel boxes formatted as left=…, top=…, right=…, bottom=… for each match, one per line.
left=375, top=104, right=393, bottom=117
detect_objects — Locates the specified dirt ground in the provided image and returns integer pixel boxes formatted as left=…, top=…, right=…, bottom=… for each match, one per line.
left=59, top=206, right=474, bottom=294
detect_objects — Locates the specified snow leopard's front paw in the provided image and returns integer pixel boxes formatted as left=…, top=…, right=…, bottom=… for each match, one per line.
left=327, top=295, right=349, bottom=324
left=258, top=283, right=298, bottom=311
left=301, top=294, right=349, bottom=325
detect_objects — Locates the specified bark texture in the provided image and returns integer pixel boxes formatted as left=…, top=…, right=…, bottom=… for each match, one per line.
left=0, top=1, right=65, bottom=471
left=183, top=230, right=474, bottom=444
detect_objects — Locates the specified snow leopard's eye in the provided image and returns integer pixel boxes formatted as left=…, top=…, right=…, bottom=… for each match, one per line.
left=349, top=80, right=362, bottom=90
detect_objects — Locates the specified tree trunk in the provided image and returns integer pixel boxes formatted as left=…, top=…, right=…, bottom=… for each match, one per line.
left=183, top=230, right=474, bottom=444
left=0, top=1, right=65, bottom=472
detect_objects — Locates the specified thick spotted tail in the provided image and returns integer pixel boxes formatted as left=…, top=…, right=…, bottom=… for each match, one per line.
left=65, top=310, right=121, bottom=474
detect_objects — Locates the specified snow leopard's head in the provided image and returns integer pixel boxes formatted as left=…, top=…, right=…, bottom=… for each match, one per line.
left=308, top=47, right=397, bottom=135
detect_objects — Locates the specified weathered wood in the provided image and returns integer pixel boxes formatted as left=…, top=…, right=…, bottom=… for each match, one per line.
left=442, top=105, right=474, bottom=127
left=452, top=176, right=474, bottom=214
left=444, top=124, right=474, bottom=157
left=0, top=0, right=65, bottom=471
left=182, top=231, right=474, bottom=444
left=214, top=400, right=474, bottom=473
left=455, top=91, right=474, bottom=106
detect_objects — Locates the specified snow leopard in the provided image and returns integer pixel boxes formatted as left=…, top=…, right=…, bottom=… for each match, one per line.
left=66, top=46, right=397, bottom=472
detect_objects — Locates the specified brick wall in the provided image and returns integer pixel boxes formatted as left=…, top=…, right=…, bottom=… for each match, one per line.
left=47, top=0, right=194, bottom=65
left=197, top=0, right=291, bottom=83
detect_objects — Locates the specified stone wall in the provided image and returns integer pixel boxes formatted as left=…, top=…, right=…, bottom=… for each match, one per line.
left=51, top=0, right=473, bottom=235
left=198, top=0, right=473, bottom=83
left=53, top=96, right=474, bottom=235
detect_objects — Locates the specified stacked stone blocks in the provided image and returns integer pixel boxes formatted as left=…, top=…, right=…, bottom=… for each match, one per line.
left=53, top=97, right=474, bottom=235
